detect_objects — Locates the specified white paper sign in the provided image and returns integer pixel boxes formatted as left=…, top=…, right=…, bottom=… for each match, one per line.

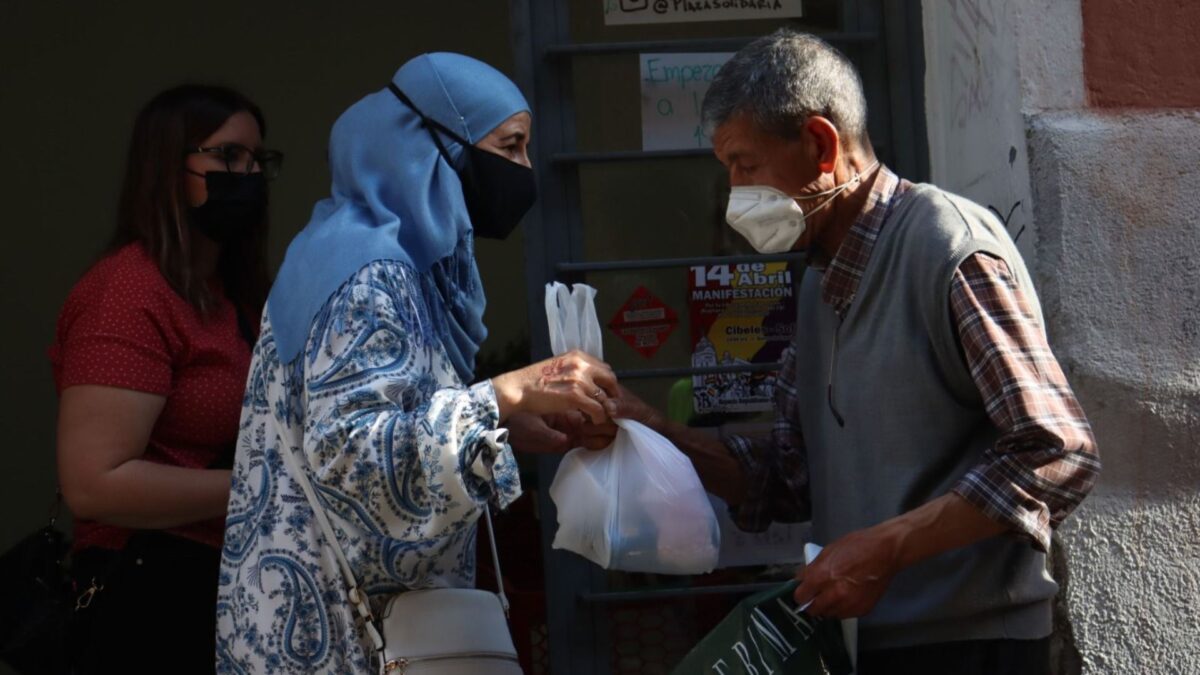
left=711, top=495, right=811, bottom=567
left=640, top=52, right=733, bottom=151
left=605, top=0, right=803, bottom=26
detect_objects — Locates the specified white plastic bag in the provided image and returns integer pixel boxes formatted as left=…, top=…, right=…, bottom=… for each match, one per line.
left=544, top=282, right=720, bottom=575
left=544, top=281, right=604, bottom=359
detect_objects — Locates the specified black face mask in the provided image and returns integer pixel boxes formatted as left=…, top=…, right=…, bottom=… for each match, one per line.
left=388, top=83, right=536, bottom=240
left=188, top=171, right=267, bottom=245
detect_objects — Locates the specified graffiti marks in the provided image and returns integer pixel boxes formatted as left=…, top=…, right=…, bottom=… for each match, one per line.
left=947, top=0, right=1002, bottom=129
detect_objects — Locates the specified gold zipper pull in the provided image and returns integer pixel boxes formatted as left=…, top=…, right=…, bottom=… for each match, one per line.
left=75, top=577, right=104, bottom=611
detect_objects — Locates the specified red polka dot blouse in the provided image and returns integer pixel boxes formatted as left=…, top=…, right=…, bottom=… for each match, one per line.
left=48, top=243, right=252, bottom=551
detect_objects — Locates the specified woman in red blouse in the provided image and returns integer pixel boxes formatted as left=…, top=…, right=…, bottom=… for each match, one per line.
left=49, top=85, right=281, bottom=673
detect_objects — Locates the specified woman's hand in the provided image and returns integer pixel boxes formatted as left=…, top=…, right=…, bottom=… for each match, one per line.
left=569, top=384, right=659, bottom=452
left=572, top=413, right=620, bottom=450
left=551, top=411, right=619, bottom=451
left=505, top=412, right=573, bottom=455
left=506, top=411, right=619, bottom=454
left=491, top=350, right=619, bottom=424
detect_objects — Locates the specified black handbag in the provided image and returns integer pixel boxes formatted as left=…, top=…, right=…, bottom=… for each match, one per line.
left=0, top=496, right=74, bottom=675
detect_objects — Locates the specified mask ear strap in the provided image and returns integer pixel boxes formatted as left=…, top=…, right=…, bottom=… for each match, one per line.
left=387, top=83, right=469, bottom=165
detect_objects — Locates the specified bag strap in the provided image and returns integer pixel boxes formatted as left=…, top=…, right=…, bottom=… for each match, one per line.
left=271, top=411, right=511, bottom=655
left=275, top=421, right=386, bottom=651
left=482, top=507, right=510, bottom=616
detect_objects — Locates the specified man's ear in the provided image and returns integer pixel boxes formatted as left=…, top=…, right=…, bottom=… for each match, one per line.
left=802, top=116, right=841, bottom=175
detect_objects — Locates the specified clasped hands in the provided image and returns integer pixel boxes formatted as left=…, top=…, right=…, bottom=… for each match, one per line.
left=491, top=350, right=625, bottom=455
left=492, top=351, right=908, bottom=619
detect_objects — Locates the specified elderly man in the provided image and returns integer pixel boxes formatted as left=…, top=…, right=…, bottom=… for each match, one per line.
left=602, top=29, right=1099, bottom=675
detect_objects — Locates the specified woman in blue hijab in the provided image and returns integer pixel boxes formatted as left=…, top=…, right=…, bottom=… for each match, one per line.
left=216, top=53, right=617, bottom=674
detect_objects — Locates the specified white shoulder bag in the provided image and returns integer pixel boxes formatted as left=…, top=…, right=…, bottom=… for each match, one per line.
left=277, top=423, right=522, bottom=674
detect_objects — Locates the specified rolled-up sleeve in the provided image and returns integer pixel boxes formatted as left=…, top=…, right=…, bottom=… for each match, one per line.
left=949, top=253, right=1100, bottom=552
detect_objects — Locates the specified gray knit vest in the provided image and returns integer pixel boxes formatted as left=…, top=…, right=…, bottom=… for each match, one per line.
left=794, top=184, right=1057, bottom=650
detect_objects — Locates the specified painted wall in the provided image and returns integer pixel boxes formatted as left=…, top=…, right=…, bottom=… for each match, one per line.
left=0, top=0, right=527, bottom=566
left=925, top=0, right=1200, bottom=672
left=1082, top=0, right=1200, bottom=108
left=922, top=0, right=1037, bottom=262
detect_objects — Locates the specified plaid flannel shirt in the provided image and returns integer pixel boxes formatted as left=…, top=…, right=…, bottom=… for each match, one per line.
left=726, top=167, right=1099, bottom=552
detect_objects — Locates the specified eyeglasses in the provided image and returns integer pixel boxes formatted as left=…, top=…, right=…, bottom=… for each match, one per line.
left=187, top=143, right=284, bottom=180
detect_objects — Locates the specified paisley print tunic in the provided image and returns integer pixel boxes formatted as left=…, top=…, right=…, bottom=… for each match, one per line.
left=216, top=261, right=521, bottom=674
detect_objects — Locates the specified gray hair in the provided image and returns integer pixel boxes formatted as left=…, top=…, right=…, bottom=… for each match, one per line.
left=702, top=29, right=870, bottom=148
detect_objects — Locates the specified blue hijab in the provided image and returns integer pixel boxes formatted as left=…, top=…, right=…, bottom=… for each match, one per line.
left=267, top=53, right=530, bottom=380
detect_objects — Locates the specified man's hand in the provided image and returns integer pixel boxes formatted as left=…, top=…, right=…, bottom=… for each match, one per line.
left=600, top=384, right=665, bottom=431
left=564, top=412, right=618, bottom=450
left=793, top=525, right=902, bottom=619
left=570, top=383, right=659, bottom=451
left=794, top=493, right=1010, bottom=619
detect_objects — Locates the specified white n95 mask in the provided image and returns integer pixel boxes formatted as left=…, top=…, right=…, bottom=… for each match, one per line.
left=725, top=161, right=879, bottom=254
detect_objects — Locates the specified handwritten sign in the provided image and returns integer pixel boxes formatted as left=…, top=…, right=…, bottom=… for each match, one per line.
left=640, top=52, right=733, bottom=151
left=606, top=0, right=803, bottom=26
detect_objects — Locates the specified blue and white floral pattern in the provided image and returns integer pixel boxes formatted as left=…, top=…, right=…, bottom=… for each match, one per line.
left=217, top=261, right=521, bottom=674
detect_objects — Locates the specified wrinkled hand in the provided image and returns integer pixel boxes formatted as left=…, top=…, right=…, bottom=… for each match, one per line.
left=601, top=384, right=665, bottom=431
left=560, top=411, right=617, bottom=450
left=573, top=384, right=665, bottom=450
left=794, top=526, right=902, bottom=619
left=492, top=350, right=619, bottom=424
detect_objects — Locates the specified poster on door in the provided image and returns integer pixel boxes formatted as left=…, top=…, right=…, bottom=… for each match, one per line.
left=609, top=285, right=679, bottom=359
left=605, top=0, right=804, bottom=26
left=688, top=262, right=796, bottom=414
left=639, top=52, right=732, bottom=151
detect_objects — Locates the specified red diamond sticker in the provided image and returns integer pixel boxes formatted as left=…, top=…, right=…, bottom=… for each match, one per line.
left=607, top=286, right=678, bottom=359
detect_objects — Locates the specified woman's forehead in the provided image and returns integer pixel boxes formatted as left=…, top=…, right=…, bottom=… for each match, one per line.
left=485, top=112, right=532, bottom=139
left=203, top=110, right=262, bottom=145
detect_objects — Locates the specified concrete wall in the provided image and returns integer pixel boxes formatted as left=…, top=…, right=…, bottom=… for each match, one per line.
left=925, top=0, right=1200, bottom=673
left=1030, top=110, right=1200, bottom=675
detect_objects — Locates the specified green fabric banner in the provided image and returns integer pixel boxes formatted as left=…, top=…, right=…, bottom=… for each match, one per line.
left=671, top=581, right=852, bottom=675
